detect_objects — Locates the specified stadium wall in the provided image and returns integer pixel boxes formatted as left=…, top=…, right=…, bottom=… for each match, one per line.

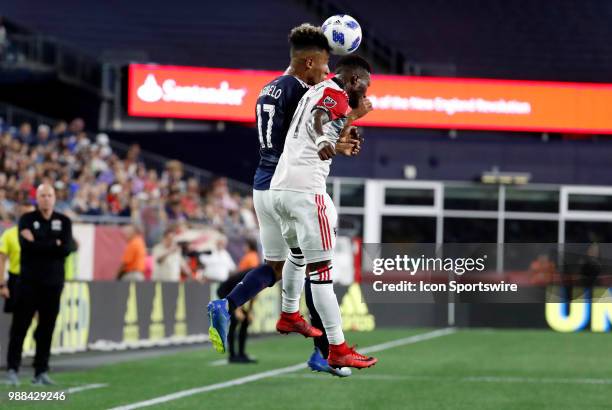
left=2, top=282, right=609, bottom=367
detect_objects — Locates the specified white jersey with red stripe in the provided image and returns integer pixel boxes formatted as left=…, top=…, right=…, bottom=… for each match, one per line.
left=270, top=78, right=350, bottom=195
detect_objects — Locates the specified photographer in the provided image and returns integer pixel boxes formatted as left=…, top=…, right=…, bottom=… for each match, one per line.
left=151, top=228, right=182, bottom=282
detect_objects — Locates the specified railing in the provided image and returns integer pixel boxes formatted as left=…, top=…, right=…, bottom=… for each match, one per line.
left=73, top=215, right=133, bottom=225
left=0, top=102, right=56, bottom=129
left=3, top=32, right=103, bottom=94
left=109, top=139, right=253, bottom=195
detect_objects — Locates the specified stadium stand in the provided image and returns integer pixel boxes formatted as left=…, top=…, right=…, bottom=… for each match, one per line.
left=0, top=114, right=257, bottom=252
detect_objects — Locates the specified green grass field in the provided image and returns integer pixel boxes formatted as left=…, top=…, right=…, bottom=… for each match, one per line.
left=1, top=328, right=610, bottom=410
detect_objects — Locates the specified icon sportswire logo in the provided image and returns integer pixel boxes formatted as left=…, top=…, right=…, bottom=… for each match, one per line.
left=136, top=74, right=248, bottom=105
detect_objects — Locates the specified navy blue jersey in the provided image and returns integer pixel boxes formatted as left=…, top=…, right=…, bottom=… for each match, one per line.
left=253, top=75, right=309, bottom=190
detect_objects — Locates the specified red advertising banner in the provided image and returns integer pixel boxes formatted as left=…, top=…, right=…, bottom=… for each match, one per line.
left=128, top=64, right=612, bottom=134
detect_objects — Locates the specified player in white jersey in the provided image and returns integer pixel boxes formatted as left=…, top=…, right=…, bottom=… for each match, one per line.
left=208, top=25, right=372, bottom=376
left=270, top=55, right=377, bottom=369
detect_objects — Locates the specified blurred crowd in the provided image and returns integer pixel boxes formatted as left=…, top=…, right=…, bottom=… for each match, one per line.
left=0, top=117, right=260, bottom=279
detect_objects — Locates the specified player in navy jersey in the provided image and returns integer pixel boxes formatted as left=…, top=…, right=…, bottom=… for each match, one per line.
left=208, top=24, right=372, bottom=376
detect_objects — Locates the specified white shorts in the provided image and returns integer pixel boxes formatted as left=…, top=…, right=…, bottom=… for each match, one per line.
left=270, top=190, right=337, bottom=264
left=253, top=189, right=298, bottom=261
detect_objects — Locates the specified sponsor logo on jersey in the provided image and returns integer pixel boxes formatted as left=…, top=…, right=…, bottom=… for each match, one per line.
left=323, top=96, right=337, bottom=108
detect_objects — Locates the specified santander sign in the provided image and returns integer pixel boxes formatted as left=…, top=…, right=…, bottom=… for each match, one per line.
left=128, top=64, right=612, bottom=134
left=136, top=74, right=247, bottom=105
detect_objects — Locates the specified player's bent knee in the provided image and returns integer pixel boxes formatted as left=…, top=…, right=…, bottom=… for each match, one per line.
left=307, top=260, right=331, bottom=272
left=265, top=260, right=285, bottom=280
left=287, top=248, right=305, bottom=271
left=307, top=260, right=333, bottom=284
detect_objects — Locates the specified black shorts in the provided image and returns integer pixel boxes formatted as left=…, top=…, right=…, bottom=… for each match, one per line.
left=3, top=272, right=19, bottom=313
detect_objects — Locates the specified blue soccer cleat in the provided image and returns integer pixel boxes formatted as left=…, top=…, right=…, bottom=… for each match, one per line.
left=307, top=347, right=352, bottom=377
left=207, top=299, right=230, bottom=354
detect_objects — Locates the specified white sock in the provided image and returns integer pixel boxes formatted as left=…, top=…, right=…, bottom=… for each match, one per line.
left=281, top=251, right=306, bottom=313
left=309, top=264, right=345, bottom=345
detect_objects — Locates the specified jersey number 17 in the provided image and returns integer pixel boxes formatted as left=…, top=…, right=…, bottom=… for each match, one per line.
left=256, top=103, right=275, bottom=149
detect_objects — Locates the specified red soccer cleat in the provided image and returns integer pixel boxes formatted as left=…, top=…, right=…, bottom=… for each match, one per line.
left=276, top=312, right=323, bottom=338
left=328, top=342, right=378, bottom=369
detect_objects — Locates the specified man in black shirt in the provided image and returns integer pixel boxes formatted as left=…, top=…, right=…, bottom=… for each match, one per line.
left=5, top=184, right=74, bottom=386
left=217, top=269, right=257, bottom=364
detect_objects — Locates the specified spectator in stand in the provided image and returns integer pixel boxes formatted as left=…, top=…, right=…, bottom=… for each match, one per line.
left=144, top=169, right=160, bottom=196
left=84, top=192, right=104, bottom=216
left=32, top=124, right=52, bottom=147
left=67, top=118, right=85, bottom=137
left=117, top=224, right=147, bottom=281
left=166, top=189, right=186, bottom=223
left=151, top=228, right=182, bottom=282
left=17, top=122, right=32, bottom=145
left=52, top=121, right=67, bottom=140
left=95, top=133, right=112, bottom=158
left=163, top=160, right=184, bottom=192
left=0, top=187, right=15, bottom=217
left=124, top=144, right=141, bottom=175
left=53, top=182, right=76, bottom=219
left=240, top=196, right=257, bottom=231
left=199, top=236, right=236, bottom=283
left=211, top=177, right=238, bottom=212
left=238, top=239, right=260, bottom=272
left=0, top=116, right=257, bottom=261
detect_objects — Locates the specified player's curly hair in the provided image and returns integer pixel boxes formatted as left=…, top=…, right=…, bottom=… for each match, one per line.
left=335, top=54, right=372, bottom=74
left=288, top=23, right=331, bottom=55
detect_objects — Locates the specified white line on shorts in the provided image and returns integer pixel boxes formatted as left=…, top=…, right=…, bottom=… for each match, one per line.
left=107, top=328, right=456, bottom=410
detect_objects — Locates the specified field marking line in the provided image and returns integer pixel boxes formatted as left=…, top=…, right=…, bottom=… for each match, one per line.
left=108, top=328, right=457, bottom=410
left=66, top=383, right=109, bottom=394
left=0, top=382, right=108, bottom=393
left=283, top=373, right=612, bottom=385
left=209, top=359, right=229, bottom=367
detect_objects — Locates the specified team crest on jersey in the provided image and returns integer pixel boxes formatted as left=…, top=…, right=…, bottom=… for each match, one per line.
left=52, top=219, right=62, bottom=231
left=323, top=96, right=337, bottom=109
left=33, top=221, right=40, bottom=230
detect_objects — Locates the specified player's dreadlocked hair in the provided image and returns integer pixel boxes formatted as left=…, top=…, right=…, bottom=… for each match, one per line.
left=288, top=23, right=331, bottom=56
left=335, top=54, right=372, bottom=74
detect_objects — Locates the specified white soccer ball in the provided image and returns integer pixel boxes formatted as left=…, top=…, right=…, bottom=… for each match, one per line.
left=322, top=14, right=362, bottom=55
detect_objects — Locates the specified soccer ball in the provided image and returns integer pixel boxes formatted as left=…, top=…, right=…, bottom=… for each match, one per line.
left=322, top=14, right=362, bottom=55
